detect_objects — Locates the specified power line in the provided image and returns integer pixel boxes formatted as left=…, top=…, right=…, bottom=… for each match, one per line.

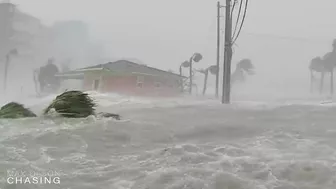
left=232, top=0, right=243, bottom=38
left=232, top=0, right=248, bottom=44
left=230, top=0, right=237, bottom=18
left=241, top=32, right=331, bottom=43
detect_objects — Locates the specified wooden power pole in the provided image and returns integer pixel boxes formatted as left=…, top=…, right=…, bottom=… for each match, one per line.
left=215, top=1, right=222, bottom=98
left=222, top=0, right=233, bottom=104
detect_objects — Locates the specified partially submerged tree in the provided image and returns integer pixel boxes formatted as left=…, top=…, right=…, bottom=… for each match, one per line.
left=44, top=90, right=121, bottom=119
left=0, top=90, right=120, bottom=120
left=44, top=90, right=96, bottom=118
left=0, top=102, right=36, bottom=119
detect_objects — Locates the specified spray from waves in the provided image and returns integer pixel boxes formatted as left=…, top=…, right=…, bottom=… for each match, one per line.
left=1, top=90, right=336, bottom=118
left=0, top=91, right=336, bottom=188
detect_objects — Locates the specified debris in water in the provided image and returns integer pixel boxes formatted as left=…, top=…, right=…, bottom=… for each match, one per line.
left=0, top=102, right=36, bottom=118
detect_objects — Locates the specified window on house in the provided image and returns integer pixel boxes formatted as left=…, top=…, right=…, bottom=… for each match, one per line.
left=136, top=76, right=144, bottom=88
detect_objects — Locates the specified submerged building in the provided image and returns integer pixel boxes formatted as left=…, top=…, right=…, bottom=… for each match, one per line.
left=56, top=60, right=185, bottom=97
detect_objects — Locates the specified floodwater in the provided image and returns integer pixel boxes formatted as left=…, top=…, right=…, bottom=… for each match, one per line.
left=0, top=92, right=336, bottom=189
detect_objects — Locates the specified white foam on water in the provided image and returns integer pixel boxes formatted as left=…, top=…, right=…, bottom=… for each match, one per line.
left=0, top=91, right=336, bottom=189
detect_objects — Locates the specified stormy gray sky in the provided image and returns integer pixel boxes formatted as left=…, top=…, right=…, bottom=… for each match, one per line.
left=10, top=0, right=336, bottom=96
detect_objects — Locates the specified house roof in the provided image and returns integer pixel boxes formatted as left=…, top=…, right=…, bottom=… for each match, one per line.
left=58, top=60, right=186, bottom=79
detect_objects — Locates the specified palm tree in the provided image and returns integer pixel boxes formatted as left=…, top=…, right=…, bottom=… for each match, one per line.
left=231, top=59, right=255, bottom=83
left=195, top=65, right=218, bottom=95
left=309, top=40, right=336, bottom=95
left=195, top=59, right=254, bottom=96
left=309, top=56, right=326, bottom=93
left=179, top=53, right=203, bottom=94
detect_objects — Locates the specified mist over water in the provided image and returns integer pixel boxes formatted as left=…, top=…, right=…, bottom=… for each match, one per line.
left=0, top=93, right=336, bottom=189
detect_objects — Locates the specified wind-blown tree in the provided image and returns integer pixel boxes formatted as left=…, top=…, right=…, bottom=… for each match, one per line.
left=44, top=90, right=96, bottom=118
left=43, top=90, right=120, bottom=119
left=309, top=40, right=336, bottom=95
left=309, top=56, right=326, bottom=93
left=195, top=65, right=218, bottom=95
left=179, top=53, right=203, bottom=94
left=0, top=90, right=120, bottom=120
left=0, top=102, right=36, bottom=118
left=33, top=58, right=61, bottom=95
left=195, top=59, right=254, bottom=96
left=231, top=59, right=255, bottom=83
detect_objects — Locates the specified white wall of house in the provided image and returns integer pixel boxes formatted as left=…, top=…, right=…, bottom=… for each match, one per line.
left=59, top=79, right=84, bottom=91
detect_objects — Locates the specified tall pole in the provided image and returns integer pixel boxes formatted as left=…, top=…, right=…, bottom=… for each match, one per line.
left=222, top=0, right=233, bottom=104
left=189, top=56, right=193, bottom=94
left=215, top=1, right=221, bottom=98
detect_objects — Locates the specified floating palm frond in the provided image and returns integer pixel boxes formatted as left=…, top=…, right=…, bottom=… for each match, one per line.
left=0, top=102, right=36, bottom=119
left=43, top=90, right=97, bottom=118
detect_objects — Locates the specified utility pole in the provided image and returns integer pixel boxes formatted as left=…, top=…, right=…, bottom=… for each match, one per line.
left=215, top=1, right=222, bottom=98
left=222, top=0, right=233, bottom=104
left=189, top=57, right=193, bottom=94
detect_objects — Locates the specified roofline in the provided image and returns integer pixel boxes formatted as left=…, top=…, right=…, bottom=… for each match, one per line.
left=55, top=73, right=84, bottom=76
left=65, top=60, right=187, bottom=79
left=76, top=67, right=104, bottom=72
left=115, top=60, right=187, bottom=78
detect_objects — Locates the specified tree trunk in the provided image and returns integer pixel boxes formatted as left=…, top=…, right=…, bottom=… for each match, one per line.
left=202, top=70, right=209, bottom=96
left=179, top=66, right=184, bottom=92
left=310, top=69, right=313, bottom=93
left=331, top=70, right=334, bottom=95
left=319, top=71, right=325, bottom=94
left=33, top=69, right=39, bottom=95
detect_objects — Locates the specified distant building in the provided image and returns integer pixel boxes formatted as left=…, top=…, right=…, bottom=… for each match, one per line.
left=0, top=1, right=43, bottom=57
left=56, top=60, right=185, bottom=97
left=49, top=20, right=103, bottom=68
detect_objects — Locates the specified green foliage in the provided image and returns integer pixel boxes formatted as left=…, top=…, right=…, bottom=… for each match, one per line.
left=44, top=90, right=97, bottom=118
left=0, top=91, right=120, bottom=120
left=0, top=102, right=37, bottom=119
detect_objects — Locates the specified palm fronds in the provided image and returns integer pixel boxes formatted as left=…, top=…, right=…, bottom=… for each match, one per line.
left=0, top=90, right=120, bottom=120
left=0, top=102, right=37, bottom=119
left=97, top=112, right=121, bottom=120
left=43, top=90, right=97, bottom=118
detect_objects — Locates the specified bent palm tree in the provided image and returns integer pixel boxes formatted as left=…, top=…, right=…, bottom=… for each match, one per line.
left=196, top=59, right=255, bottom=96
left=44, top=90, right=120, bottom=119
left=195, top=65, right=218, bottom=95
left=0, top=91, right=120, bottom=120
left=309, top=40, right=336, bottom=95
left=309, top=56, right=326, bottom=93
left=231, top=59, right=255, bottom=83
left=0, top=102, right=36, bottom=118
left=44, top=90, right=96, bottom=118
